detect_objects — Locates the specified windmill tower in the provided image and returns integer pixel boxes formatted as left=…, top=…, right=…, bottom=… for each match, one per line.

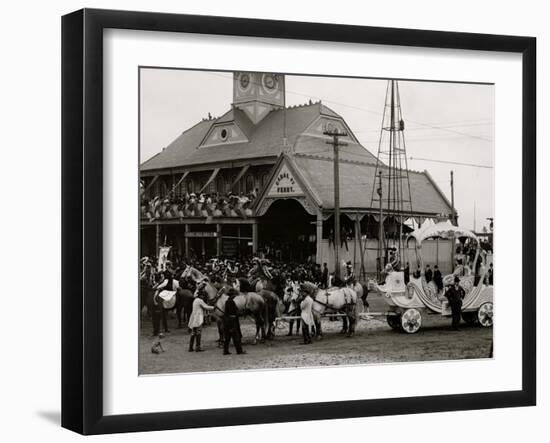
left=370, top=80, right=414, bottom=272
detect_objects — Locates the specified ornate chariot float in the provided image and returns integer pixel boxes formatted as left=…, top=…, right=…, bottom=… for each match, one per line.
left=369, top=220, right=494, bottom=333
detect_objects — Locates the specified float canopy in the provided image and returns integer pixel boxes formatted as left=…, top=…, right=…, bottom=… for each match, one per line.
left=407, top=220, right=478, bottom=244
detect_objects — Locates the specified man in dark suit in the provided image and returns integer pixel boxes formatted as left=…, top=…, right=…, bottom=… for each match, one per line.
left=223, top=288, right=246, bottom=355
left=445, top=276, right=465, bottom=330
left=321, top=263, right=329, bottom=289
left=433, top=265, right=443, bottom=292
left=425, top=264, right=433, bottom=283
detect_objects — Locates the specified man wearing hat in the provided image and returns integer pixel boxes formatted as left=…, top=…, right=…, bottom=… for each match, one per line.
left=299, top=283, right=315, bottom=344
left=223, top=288, right=246, bottom=355
left=445, top=276, right=465, bottom=331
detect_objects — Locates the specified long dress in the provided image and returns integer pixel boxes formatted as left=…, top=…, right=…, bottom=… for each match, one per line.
left=188, top=298, right=213, bottom=329
left=300, top=296, right=315, bottom=327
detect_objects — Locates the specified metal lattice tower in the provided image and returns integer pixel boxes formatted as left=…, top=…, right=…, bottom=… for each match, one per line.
left=370, top=80, right=415, bottom=269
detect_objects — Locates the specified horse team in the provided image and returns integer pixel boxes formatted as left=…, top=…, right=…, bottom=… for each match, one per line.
left=141, top=264, right=367, bottom=346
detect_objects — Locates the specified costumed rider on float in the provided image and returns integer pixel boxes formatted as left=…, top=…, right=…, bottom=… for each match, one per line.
left=343, top=260, right=355, bottom=286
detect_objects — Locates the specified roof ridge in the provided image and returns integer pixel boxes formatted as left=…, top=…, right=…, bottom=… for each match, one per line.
left=294, top=151, right=428, bottom=173
left=177, top=118, right=212, bottom=137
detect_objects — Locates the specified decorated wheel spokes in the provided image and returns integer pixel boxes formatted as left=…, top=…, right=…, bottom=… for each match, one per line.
left=401, top=308, right=422, bottom=334
left=478, top=302, right=493, bottom=327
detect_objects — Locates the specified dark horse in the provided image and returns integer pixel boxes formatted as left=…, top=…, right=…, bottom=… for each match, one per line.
left=238, top=278, right=283, bottom=340
left=140, top=280, right=155, bottom=317
left=174, top=276, right=196, bottom=329
left=141, top=275, right=195, bottom=330
left=140, top=265, right=155, bottom=317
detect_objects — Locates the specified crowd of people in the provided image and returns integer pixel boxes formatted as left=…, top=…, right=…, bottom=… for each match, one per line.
left=141, top=254, right=340, bottom=294
left=140, top=190, right=258, bottom=221
left=142, top=255, right=360, bottom=353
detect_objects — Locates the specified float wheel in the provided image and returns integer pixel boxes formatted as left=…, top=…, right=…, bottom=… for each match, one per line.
left=401, top=308, right=422, bottom=334
left=478, top=302, right=493, bottom=327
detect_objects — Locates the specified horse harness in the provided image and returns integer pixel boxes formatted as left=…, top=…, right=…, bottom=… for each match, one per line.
left=313, top=287, right=356, bottom=314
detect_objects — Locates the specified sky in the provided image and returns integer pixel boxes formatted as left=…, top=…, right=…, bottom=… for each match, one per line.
left=140, top=69, right=494, bottom=232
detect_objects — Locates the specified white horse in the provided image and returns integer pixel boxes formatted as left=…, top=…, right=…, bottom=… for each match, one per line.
left=284, top=282, right=359, bottom=338
left=310, top=284, right=358, bottom=338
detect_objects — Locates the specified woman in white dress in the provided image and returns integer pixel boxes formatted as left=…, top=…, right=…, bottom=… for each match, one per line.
left=187, top=289, right=214, bottom=352
left=299, top=284, right=315, bottom=345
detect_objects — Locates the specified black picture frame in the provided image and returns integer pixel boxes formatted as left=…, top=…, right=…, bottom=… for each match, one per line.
left=62, top=8, right=536, bottom=435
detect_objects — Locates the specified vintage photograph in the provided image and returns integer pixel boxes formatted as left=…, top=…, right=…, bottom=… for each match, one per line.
left=138, top=69, right=494, bottom=375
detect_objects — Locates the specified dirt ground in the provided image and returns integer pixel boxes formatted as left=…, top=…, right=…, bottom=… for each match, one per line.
left=139, top=294, right=493, bottom=375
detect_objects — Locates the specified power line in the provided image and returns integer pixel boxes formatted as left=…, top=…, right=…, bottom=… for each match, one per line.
left=354, top=121, right=494, bottom=134
left=409, top=156, right=493, bottom=169
left=202, top=71, right=493, bottom=143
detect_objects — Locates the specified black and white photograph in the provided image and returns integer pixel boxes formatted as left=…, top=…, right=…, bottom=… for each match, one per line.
left=139, top=69, right=494, bottom=375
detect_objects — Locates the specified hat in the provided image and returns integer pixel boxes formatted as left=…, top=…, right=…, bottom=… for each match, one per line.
left=227, top=288, right=239, bottom=297
left=299, top=282, right=315, bottom=295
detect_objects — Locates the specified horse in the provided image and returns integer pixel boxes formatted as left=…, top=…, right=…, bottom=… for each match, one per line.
left=205, top=284, right=268, bottom=345
left=347, top=281, right=369, bottom=312
left=259, top=288, right=284, bottom=339
left=237, top=278, right=282, bottom=339
left=181, top=265, right=218, bottom=299
left=140, top=280, right=155, bottom=317
left=139, top=264, right=155, bottom=317
left=310, top=284, right=358, bottom=338
left=174, top=277, right=195, bottom=328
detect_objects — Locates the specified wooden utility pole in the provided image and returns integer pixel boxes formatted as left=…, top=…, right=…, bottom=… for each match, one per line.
left=324, top=128, right=348, bottom=280
left=450, top=170, right=456, bottom=225
left=450, top=170, right=456, bottom=273
left=377, top=170, right=384, bottom=280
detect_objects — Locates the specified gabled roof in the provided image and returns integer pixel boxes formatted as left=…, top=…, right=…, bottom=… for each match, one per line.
left=140, top=102, right=379, bottom=172
left=293, top=135, right=378, bottom=164
left=291, top=153, right=452, bottom=215
left=252, top=153, right=322, bottom=213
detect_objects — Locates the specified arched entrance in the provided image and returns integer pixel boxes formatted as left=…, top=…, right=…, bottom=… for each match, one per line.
left=258, top=199, right=316, bottom=262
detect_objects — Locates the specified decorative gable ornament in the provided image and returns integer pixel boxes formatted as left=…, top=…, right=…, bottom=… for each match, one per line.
left=267, top=164, right=305, bottom=197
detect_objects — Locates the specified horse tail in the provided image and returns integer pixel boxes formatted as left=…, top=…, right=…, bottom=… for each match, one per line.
left=264, top=301, right=270, bottom=333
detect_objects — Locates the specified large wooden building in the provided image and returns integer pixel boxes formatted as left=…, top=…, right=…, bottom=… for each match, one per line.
left=140, top=72, right=454, bottom=273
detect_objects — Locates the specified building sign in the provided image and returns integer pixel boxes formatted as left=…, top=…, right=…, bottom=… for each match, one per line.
left=184, top=232, right=218, bottom=238
left=267, top=164, right=304, bottom=197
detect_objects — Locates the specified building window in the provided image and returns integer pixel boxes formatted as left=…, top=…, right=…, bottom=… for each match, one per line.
left=160, top=181, right=168, bottom=196
left=187, top=179, right=194, bottom=194
left=216, top=176, right=224, bottom=194
left=220, top=128, right=229, bottom=141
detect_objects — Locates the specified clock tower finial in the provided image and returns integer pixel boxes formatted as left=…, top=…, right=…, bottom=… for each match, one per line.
left=233, top=72, right=285, bottom=124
